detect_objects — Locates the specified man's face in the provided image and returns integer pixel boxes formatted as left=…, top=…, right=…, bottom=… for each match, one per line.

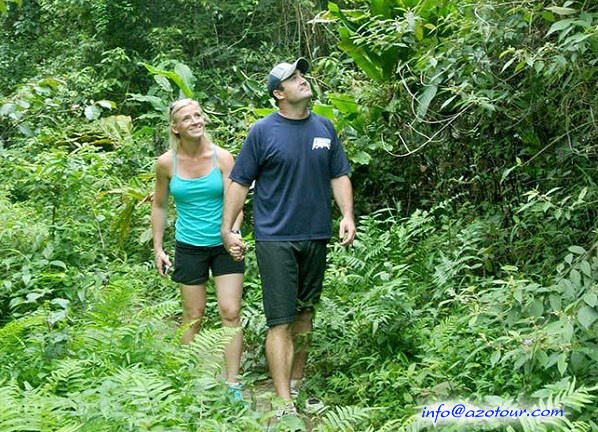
left=277, top=70, right=312, bottom=103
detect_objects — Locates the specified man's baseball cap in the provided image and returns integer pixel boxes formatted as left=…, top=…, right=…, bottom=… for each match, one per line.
left=267, top=58, right=309, bottom=97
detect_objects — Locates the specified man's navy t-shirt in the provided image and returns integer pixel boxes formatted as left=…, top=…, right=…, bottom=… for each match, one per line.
left=230, top=111, right=351, bottom=241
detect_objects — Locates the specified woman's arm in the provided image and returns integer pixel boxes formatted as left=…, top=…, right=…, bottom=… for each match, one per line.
left=151, top=152, right=172, bottom=276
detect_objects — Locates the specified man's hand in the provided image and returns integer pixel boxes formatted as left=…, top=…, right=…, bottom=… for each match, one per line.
left=155, top=250, right=172, bottom=277
left=223, top=232, right=246, bottom=261
left=339, top=216, right=356, bottom=246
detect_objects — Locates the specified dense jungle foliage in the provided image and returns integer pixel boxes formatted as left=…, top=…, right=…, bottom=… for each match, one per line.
left=1, top=0, right=598, bottom=430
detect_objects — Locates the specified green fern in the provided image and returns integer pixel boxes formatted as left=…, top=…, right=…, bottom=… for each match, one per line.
left=136, top=299, right=180, bottom=320
left=0, top=384, right=28, bottom=432
left=170, top=327, right=235, bottom=376
left=0, top=313, right=46, bottom=352
left=518, top=378, right=598, bottom=432
left=314, top=406, right=373, bottom=432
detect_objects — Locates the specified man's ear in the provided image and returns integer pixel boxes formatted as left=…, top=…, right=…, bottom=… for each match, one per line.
left=273, top=89, right=285, bottom=102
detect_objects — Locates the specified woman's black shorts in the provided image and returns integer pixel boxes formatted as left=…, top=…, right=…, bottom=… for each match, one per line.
left=172, top=240, right=245, bottom=285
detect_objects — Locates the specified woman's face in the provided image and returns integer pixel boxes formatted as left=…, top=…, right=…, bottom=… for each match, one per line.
left=171, top=102, right=205, bottom=141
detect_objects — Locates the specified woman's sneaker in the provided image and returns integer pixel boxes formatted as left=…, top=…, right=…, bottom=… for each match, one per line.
left=227, top=383, right=243, bottom=402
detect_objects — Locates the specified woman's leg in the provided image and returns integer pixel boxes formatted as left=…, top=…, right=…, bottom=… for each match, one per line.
left=179, top=283, right=207, bottom=344
left=214, top=273, right=244, bottom=384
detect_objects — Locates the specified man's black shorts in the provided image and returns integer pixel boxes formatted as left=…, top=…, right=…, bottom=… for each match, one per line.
left=172, top=240, right=245, bottom=285
left=255, top=240, right=328, bottom=327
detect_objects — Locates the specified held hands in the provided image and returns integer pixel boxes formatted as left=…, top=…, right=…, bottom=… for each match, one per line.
left=223, top=232, right=246, bottom=261
left=155, top=250, right=172, bottom=277
left=339, top=216, right=356, bottom=246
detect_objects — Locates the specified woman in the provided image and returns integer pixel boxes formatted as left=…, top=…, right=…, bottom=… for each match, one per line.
left=151, top=98, right=245, bottom=399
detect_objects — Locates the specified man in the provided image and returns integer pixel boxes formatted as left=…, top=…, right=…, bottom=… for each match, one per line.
left=221, top=58, right=355, bottom=417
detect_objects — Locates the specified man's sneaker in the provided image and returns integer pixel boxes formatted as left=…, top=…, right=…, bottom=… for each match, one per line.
left=275, top=403, right=298, bottom=420
left=227, top=383, right=243, bottom=402
left=304, top=396, right=325, bottom=414
left=275, top=404, right=306, bottom=431
left=290, top=387, right=300, bottom=400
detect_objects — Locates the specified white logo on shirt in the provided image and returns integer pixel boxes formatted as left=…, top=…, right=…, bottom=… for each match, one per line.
left=312, top=137, right=331, bottom=150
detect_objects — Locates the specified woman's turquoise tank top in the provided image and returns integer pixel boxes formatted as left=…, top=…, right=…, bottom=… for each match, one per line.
left=169, top=146, right=223, bottom=246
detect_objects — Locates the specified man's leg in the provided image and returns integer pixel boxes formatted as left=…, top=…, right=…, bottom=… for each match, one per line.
left=291, top=240, right=327, bottom=384
left=291, top=309, right=313, bottom=381
left=255, top=241, right=300, bottom=402
left=179, top=283, right=207, bottom=344
left=266, top=323, right=294, bottom=401
left=214, top=273, right=244, bottom=384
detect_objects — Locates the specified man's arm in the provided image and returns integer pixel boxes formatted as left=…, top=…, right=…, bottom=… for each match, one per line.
left=331, top=175, right=356, bottom=246
left=221, top=181, right=250, bottom=260
left=218, top=148, right=244, bottom=230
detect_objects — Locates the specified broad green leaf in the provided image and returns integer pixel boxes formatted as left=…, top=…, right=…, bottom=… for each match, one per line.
left=174, top=63, right=195, bottom=96
left=557, top=352, right=567, bottom=375
left=371, top=0, right=391, bottom=18
left=84, top=105, right=101, bottom=120
left=154, top=75, right=173, bottom=92
left=312, top=104, right=335, bottom=120
left=580, top=260, right=591, bottom=278
left=578, top=305, right=598, bottom=329
left=351, top=150, right=372, bottom=165
left=328, top=93, right=358, bottom=113
left=345, top=49, right=383, bottom=83
left=514, top=354, right=527, bottom=370
left=50, top=260, right=67, bottom=269
left=546, top=19, right=575, bottom=36
left=529, top=299, right=544, bottom=318
left=583, top=293, right=597, bottom=307
left=439, top=94, right=458, bottom=111
left=0, top=103, right=15, bottom=116
left=490, top=351, right=501, bottom=365
left=570, top=269, right=581, bottom=287
left=0, top=1, right=7, bottom=14
left=563, top=33, right=593, bottom=46
left=128, top=94, right=165, bottom=112
left=549, top=294, right=561, bottom=311
left=562, top=320, right=574, bottom=342
left=97, top=100, right=115, bottom=109
left=38, top=78, right=61, bottom=89
left=568, top=245, right=586, bottom=254
left=544, top=352, right=560, bottom=369
left=17, top=124, right=33, bottom=136
left=50, top=298, right=70, bottom=308
left=545, top=6, right=577, bottom=16
left=142, top=63, right=194, bottom=98
left=417, top=85, right=437, bottom=118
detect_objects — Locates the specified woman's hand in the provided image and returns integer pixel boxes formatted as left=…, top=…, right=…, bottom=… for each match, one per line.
left=155, top=250, right=172, bottom=276
left=223, top=232, right=245, bottom=261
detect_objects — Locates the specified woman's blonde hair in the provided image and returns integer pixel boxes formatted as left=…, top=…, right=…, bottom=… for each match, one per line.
left=168, top=98, right=204, bottom=151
